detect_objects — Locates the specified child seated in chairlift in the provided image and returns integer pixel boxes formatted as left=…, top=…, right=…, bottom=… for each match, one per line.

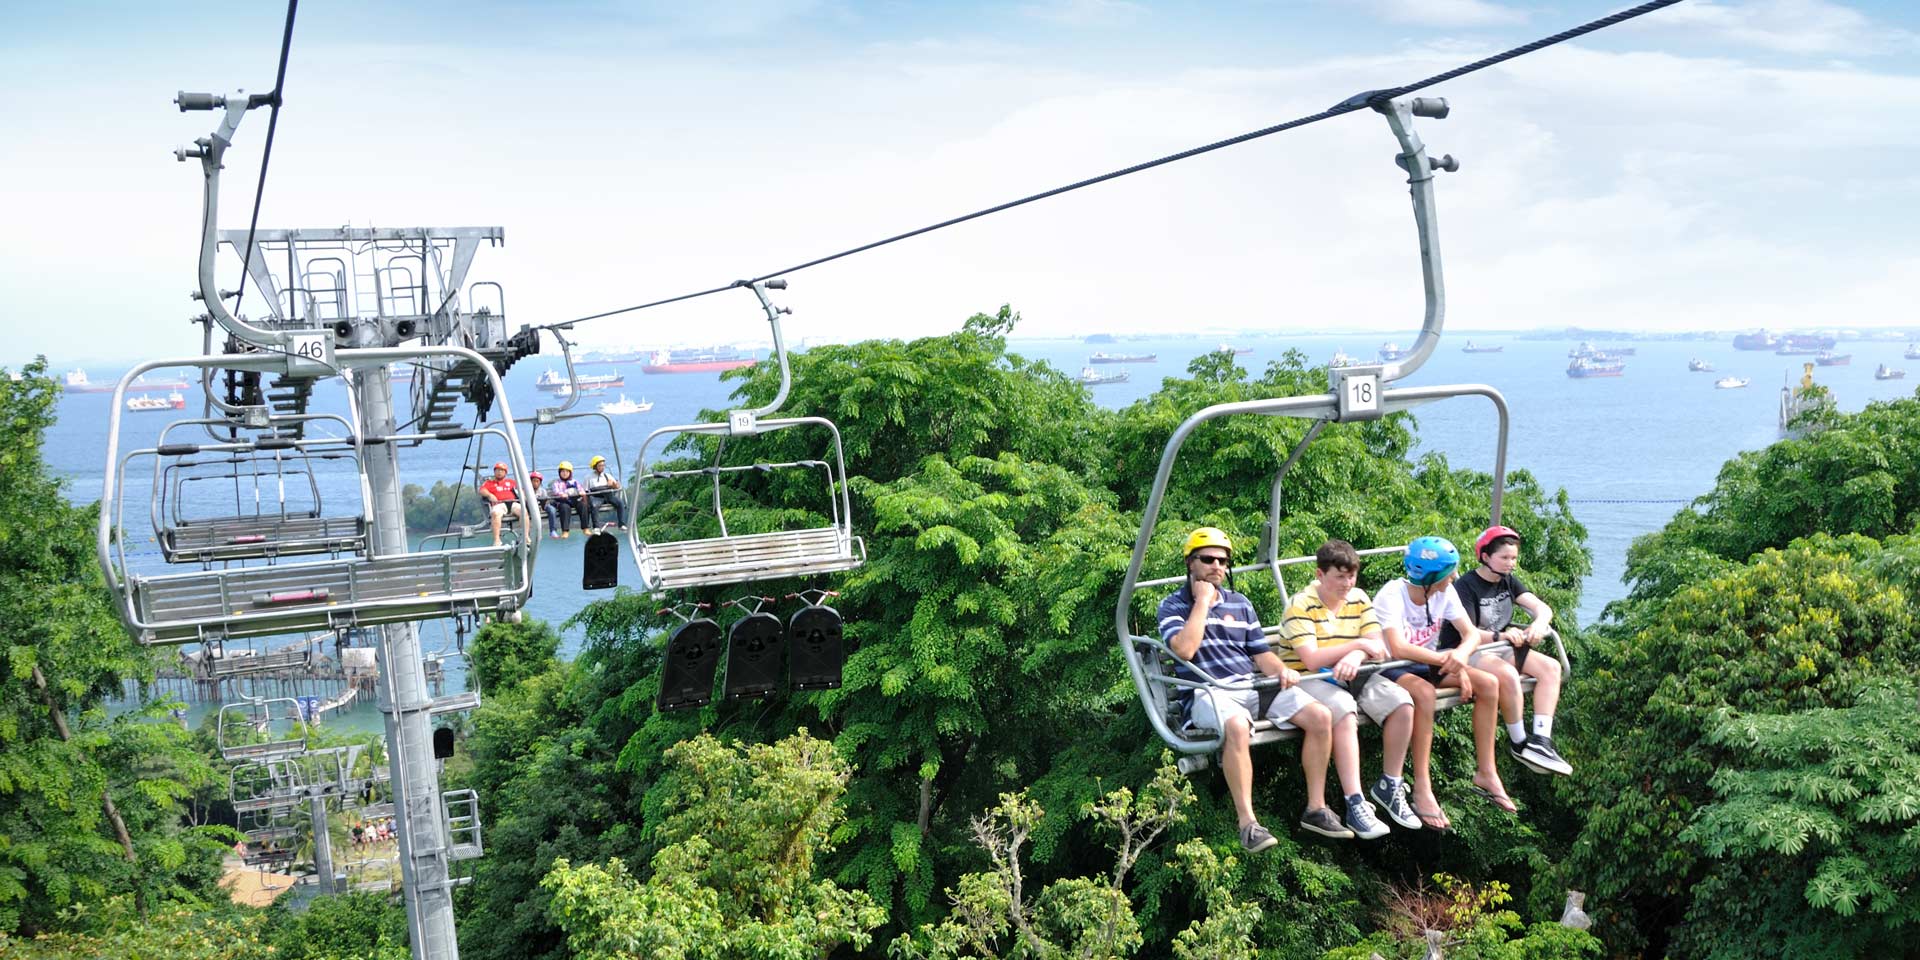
left=1372, top=536, right=1516, bottom=814
left=546, top=462, right=593, bottom=538
left=1437, top=526, right=1573, bottom=777
left=1280, top=539, right=1448, bottom=834
left=477, top=462, right=523, bottom=547
left=528, top=471, right=563, bottom=539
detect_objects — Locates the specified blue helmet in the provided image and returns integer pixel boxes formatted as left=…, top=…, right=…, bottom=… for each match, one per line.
left=1403, top=536, right=1459, bottom=587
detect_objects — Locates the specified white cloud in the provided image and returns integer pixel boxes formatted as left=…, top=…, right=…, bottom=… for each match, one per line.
left=1645, top=0, right=1918, bottom=56
left=1361, top=0, right=1527, bottom=28
left=1019, top=0, right=1147, bottom=27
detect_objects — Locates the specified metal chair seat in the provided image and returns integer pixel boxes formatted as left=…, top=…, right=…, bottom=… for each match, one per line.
left=637, top=527, right=863, bottom=593
left=161, top=514, right=368, bottom=563
left=207, top=644, right=313, bottom=678
left=128, top=546, right=522, bottom=644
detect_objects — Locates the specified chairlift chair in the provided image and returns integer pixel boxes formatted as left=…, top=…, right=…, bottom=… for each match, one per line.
left=152, top=413, right=370, bottom=564
left=1113, top=96, right=1569, bottom=766
left=99, top=348, right=538, bottom=646
left=230, top=758, right=306, bottom=813
left=216, top=697, right=308, bottom=762
left=623, top=281, right=865, bottom=595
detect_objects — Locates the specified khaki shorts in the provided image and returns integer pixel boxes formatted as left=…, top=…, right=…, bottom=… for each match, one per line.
left=1468, top=644, right=1514, bottom=667
left=1187, top=679, right=1318, bottom=734
left=1299, top=675, right=1414, bottom=725
left=489, top=500, right=522, bottom=516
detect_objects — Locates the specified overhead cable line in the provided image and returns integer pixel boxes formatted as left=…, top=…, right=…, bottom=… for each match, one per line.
left=232, top=0, right=300, bottom=319
left=548, top=0, right=1686, bottom=332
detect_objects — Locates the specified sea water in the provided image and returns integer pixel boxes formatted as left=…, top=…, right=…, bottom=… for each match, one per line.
left=46, top=333, right=1915, bottom=733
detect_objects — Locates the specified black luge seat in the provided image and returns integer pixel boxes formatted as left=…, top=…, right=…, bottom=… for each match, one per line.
left=657, top=619, right=723, bottom=711
left=723, top=612, right=786, bottom=702
left=161, top=514, right=367, bottom=564
left=582, top=531, right=619, bottom=590
left=788, top=603, right=844, bottom=691
left=128, top=544, right=523, bottom=644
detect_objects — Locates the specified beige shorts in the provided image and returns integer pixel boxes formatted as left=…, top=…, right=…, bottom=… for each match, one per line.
left=1299, top=675, right=1414, bottom=725
left=1468, top=644, right=1514, bottom=667
left=489, top=501, right=522, bottom=516
left=1187, top=679, right=1317, bottom=734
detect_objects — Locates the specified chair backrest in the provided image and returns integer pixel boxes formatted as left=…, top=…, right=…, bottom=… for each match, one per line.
left=657, top=619, right=723, bottom=711
left=788, top=604, right=844, bottom=691
left=724, top=612, right=786, bottom=701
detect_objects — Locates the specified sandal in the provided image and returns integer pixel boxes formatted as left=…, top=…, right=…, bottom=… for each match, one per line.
left=1414, top=805, right=1452, bottom=833
left=1470, top=783, right=1519, bottom=814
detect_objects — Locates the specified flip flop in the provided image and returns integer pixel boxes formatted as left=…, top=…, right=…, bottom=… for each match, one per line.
left=1470, top=783, right=1519, bottom=814
left=1414, top=806, right=1453, bottom=833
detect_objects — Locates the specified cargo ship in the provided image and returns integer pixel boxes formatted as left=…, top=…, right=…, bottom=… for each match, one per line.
left=1462, top=341, right=1503, bottom=353
left=640, top=348, right=757, bottom=375
left=1377, top=342, right=1409, bottom=361
left=1732, top=330, right=1777, bottom=351
left=1079, top=366, right=1130, bottom=386
left=1567, top=356, right=1625, bottom=378
left=1775, top=334, right=1836, bottom=355
left=535, top=369, right=625, bottom=391
left=1905, top=343, right=1920, bottom=360
left=1875, top=364, right=1906, bottom=381
left=65, top=369, right=190, bottom=393
left=1814, top=352, right=1851, bottom=367
left=1089, top=352, right=1156, bottom=364
left=1688, top=358, right=1714, bottom=372
left=127, top=391, right=188, bottom=412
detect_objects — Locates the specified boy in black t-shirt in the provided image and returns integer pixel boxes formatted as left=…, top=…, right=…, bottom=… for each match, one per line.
left=1438, top=526, right=1573, bottom=776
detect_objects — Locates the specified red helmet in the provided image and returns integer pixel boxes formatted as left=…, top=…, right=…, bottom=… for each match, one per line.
left=1475, top=525, right=1520, bottom=559
left=528, top=471, right=543, bottom=482
left=492, top=461, right=509, bottom=473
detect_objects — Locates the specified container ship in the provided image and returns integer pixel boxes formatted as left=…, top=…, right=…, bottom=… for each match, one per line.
left=65, top=369, right=190, bottom=393
left=1732, top=330, right=1777, bottom=351
left=1566, top=356, right=1626, bottom=378
left=534, top=369, right=626, bottom=391
left=1079, top=366, right=1130, bottom=386
left=1089, top=352, right=1156, bottom=364
left=641, top=348, right=757, bottom=374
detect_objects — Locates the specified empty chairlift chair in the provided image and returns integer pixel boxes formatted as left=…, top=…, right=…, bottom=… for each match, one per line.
left=98, top=351, right=538, bottom=646
left=152, top=415, right=369, bottom=564
left=626, top=418, right=864, bottom=593
left=216, top=697, right=308, bottom=762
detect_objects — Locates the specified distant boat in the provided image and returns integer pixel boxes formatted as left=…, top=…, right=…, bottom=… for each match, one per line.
left=1089, top=352, right=1156, bottom=364
left=1462, top=341, right=1503, bottom=353
left=553, top=381, right=610, bottom=397
left=1217, top=343, right=1253, bottom=356
left=127, top=391, right=188, bottom=412
left=640, top=348, right=756, bottom=374
left=1567, top=340, right=1597, bottom=359
left=1688, top=358, right=1714, bottom=372
left=1906, top=343, right=1920, bottom=360
left=1084, top=333, right=1118, bottom=344
left=1079, top=366, right=1130, bottom=386
left=1714, top=376, right=1749, bottom=389
left=1377, top=342, right=1409, bottom=362
left=1875, top=364, right=1906, bottom=381
left=597, top=394, right=653, bottom=415
left=1814, top=352, right=1851, bottom=366
left=1327, top=350, right=1358, bottom=368
left=536, top=369, right=625, bottom=391
left=1567, top=356, right=1625, bottom=378
left=1732, top=330, right=1777, bottom=351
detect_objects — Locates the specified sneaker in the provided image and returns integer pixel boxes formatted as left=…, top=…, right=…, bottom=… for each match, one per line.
left=1369, top=777, right=1421, bottom=831
left=1298, top=806, right=1354, bottom=839
left=1516, top=734, right=1573, bottom=776
left=1345, top=798, right=1390, bottom=840
left=1238, top=822, right=1278, bottom=853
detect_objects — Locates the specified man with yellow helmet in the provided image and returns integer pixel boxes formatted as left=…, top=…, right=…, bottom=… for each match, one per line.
left=1158, top=527, right=1378, bottom=849
left=585, top=454, right=626, bottom=529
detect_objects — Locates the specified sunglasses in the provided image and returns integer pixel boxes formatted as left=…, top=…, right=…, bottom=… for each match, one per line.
left=1191, top=554, right=1230, bottom=567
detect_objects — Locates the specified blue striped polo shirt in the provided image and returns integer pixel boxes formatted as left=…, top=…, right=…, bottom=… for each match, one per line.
left=1157, top=584, right=1270, bottom=695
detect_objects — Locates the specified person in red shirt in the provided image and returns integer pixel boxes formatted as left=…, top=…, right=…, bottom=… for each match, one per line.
left=478, top=461, right=523, bottom=546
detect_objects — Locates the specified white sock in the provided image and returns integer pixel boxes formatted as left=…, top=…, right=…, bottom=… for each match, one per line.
left=1506, top=721, right=1526, bottom=744
left=1533, top=715, right=1553, bottom=738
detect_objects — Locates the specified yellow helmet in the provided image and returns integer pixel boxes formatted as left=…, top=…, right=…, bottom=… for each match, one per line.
left=1184, top=527, right=1233, bottom=558
left=589, top=455, right=606, bottom=467
left=557, top=460, right=574, bottom=472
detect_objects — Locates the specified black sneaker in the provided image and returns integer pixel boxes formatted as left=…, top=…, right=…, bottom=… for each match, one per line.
left=1299, top=806, right=1354, bottom=839
left=1238, top=822, right=1278, bottom=853
left=1515, top=734, right=1573, bottom=776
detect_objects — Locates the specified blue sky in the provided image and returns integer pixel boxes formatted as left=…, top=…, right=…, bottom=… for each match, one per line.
left=3, top=0, right=1918, bottom=363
